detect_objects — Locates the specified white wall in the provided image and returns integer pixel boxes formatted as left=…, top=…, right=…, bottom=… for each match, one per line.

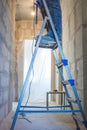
left=23, top=39, right=51, bottom=103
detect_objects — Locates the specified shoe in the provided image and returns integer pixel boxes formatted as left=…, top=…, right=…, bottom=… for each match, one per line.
left=35, top=34, right=58, bottom=49
left=35, top=34, right=56, bottom=44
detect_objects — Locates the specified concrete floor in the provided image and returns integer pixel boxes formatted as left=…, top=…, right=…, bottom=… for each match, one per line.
left=0, top=103, right=86, bottom=130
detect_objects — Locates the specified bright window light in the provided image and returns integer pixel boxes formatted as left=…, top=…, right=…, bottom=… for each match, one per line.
left=31, top=11, right=35, bottom=16
left=23, top=39, right=51, bottom=103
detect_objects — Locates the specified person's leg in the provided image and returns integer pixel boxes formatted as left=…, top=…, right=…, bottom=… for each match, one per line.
left=36, top=0, right=62, bottom=43
left=46, top=0, right=62, bottom=41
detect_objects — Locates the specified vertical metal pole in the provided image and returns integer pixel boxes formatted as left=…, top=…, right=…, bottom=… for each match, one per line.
left=60, top=93, right=62, bottom=109
left=10, top=17, right=48, bottom=130
left=46, top=92, right=49, bottom=110
left=64, top=93, right=65, bottom=110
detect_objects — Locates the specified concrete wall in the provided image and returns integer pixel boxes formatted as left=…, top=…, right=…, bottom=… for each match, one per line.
left=15, top=20, right=46, bottom=41
left=82, top=0, right=87, bottom=118
left=0, top=0, right=15, bottom=124
left=61, top=0, right=87, bottom=117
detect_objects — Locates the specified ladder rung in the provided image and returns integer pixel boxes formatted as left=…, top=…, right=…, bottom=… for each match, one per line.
left=67, top=97, right=81, bottom=104
left=62, top=80, right=69, bottom=85
left=56, top=59, right=68, bottom=68
left=62, top=79, right=75, bottom=86
left=35, top=37, right=58, bottom=49
left=38, top=42, right=58, bottom=49
left=67, top=97, right=77, bottom=103
left=56, top=61, right=63, bottom=68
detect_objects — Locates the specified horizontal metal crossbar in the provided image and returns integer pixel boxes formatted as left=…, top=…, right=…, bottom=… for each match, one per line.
left=19, top=109, right=81, bottom=113
left=56, top=59, right=68, bottom=68
left=21, top=105, right=70, bottom=109
left=67, top=98, right=77, bottom=103
left=62, top=79, right=75, bottom=86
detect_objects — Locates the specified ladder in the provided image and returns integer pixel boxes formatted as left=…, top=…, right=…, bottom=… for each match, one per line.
left=10, top=0, right=87, bottom=130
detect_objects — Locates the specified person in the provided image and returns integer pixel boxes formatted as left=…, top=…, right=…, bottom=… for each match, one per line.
left=36, top=0, right=62, bottom=44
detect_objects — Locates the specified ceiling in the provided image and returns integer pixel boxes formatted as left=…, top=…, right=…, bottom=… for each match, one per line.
left=16, top=0, right=42, bottom=20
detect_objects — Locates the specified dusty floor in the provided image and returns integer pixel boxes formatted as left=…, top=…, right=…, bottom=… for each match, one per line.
left=0, top=103, right=86, bottom=130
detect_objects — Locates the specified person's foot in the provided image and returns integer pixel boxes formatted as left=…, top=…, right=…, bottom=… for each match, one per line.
left=35, top=34, right=56, bottom=44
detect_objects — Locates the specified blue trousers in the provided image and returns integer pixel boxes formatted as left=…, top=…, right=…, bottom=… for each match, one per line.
left=46, top=0, right=62, bottom=41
